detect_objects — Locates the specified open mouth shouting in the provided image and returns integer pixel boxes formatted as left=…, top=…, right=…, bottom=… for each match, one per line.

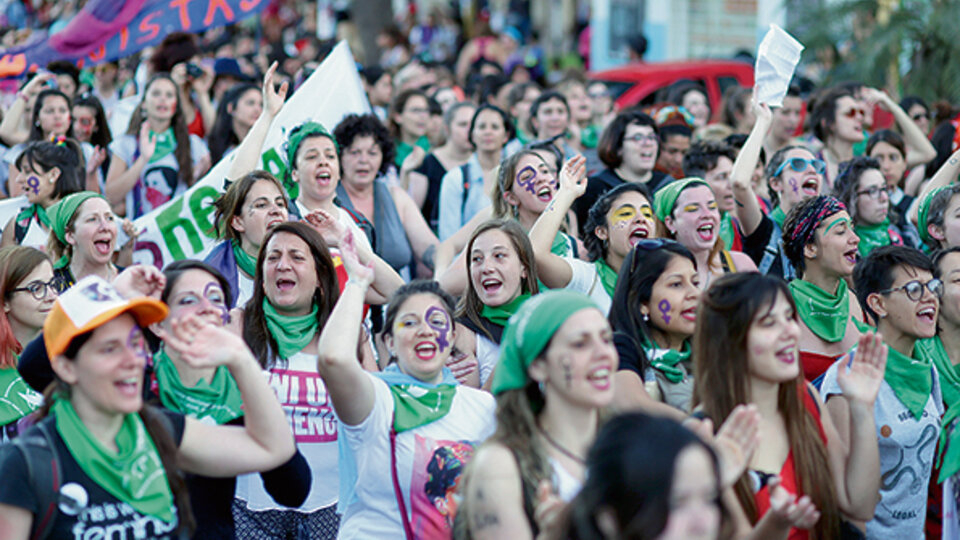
left=115, top=376, right=141, bottom=398
left=843, top=248, right=858, bottom=266
left=585, top=365, right=613, bottom=391
left=314, top=169, right=333, bottom=187
left=628, top=225, right=650, bottom=247
left=696, top=223, right=715, bottom=243
left=275, top=277, right=296, bottom=292
left=800, top=176, right=819, bottom=197
left=414, top=341, right=438, bottom=361
left=536, top=184, right=554, bottom=203
left=481, top=277, right=503, bottom=297
left=93, top=237, right=114, bottom=257
left=917, top=306, right=937, bottom=326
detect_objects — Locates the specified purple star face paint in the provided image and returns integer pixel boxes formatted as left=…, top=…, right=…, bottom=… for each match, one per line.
left=425, top=305, right=451, bottom=352
left=26, top=175, right=40, bottom=195
left=658, top=299, right=672, bottom=324
left=789, top=177, right=798, bottom=194
left=515, top=165, right=538, bottom=195
left=203, top=282, right=230, bottom=325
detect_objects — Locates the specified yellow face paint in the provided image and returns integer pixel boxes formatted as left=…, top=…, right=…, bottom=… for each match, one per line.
left=609, top=205, right=637, bottom=226
left=683, top=204, right=699, bottom=213
left=639, top=205, right=654, bottom=220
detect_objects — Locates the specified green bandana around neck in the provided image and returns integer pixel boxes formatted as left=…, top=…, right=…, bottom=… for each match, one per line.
left=263, top=299, right=319, bottom=360
left=394, top=135, right=430, bottom=168
left=643, top=339, right=692, bottom=383
left=550, top=231, right=571, bottom=257
left=47, top=191, right=104, bottom=269
left=481, top=292, right=532, bottom=327
left=16, top=203, right=51, bottom=230
left=855, top=219, right=892, bottom=257
left=154, top=349, right=244, bottom=425
left=770, top=206, right=786, bottom=229
left=52, top=398, right=174, bottom=522
left=148, top=128, right=176, bottom=163
left=0, top=367, right=40, bottom=426
left=883, top=343, right=933, bottom=421
left=594, top=259, right=618, bottom=299
left=788, top=278, right=850, bottom=343
left=231, top=240, right=257, bottom=278
left=389, top=383, right=457, bottom=432
left=917, top=336, right=960, bottom=409
left=719, top=212, right=735, bottom=249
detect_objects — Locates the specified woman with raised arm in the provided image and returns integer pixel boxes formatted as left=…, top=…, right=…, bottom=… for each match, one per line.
left=316, top=233, right=495, bottom=539
left=696, top=272, right=884, bottom=540
left=530, top=156, right=656, bottom=314
left=0, top=274, right=294, bottom=539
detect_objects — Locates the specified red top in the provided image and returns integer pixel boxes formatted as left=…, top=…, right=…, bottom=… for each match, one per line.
left=753, top=386, right=827, bottom=540
left=799, top=350, right=840, bottom=382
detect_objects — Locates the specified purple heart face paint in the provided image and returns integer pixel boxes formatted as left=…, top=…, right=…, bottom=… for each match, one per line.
left=789, top=177, right=798, bottom=194
left=26, top=175, right=40, bottom=195
left=658, top=299, right=672, bottom=324
left=425, top=305, right=451, bottom=352
left=515, top=165, right=538, bottom=195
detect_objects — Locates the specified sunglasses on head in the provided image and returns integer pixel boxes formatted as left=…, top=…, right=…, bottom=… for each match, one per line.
left=773, top=157, right=826, bottom=178
left=628, top=239, right=683, bottom=273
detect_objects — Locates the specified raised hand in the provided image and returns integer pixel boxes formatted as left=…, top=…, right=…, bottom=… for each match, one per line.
left=304, top=208, right=346, bottom=248
left=262, top=61, right=289, bottom=118
left=713, top=404, right=761, bottom=489
left=119, top=218, right=140, bottom=247
left=533, top=480, right=566, bottom=540
left=558, top=155, right=588, bottom=198
left=138, top=123, right=156, bottom=162
left=158, top=313, right=252, bottom=369
left=837, top=331, right=887, bottom=406
left=112, top=264, right=165, bottom=300
left=86, top=145, right=108, bottom=175
left=767, top=477, right=821, bottom=530
left=752, top=98, right=773, bottom=125
left=339, top=230, right=374, bottom=286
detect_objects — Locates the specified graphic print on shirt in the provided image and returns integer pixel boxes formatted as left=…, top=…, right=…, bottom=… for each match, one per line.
left=409, top=434, right=477, bottom=539
left=141, top=165, right=178, bottom=211
left=267, top=367, right=337, bottom=443
left=56, top=482, right=178, bottom=539
left=878, top=418, right=938, bottom=521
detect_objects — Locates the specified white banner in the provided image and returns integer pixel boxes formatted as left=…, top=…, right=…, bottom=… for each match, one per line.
left=130, top=41, right=371, bottom=268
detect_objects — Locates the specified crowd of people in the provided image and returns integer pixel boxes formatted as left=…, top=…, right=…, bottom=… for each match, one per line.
left=1, top=6, right=960, bottom=540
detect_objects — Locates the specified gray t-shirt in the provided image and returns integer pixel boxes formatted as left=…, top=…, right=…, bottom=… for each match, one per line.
left=820, top=350, right=943, bottom=539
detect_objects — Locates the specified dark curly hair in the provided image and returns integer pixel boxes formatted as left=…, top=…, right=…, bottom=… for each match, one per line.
left=583, top=182, right=652, bottom=262
left=832, top=156, right=881, bottom=225
left=333, top=113, right=395, bottom=177
left=682, top=140, right=736, bottom=178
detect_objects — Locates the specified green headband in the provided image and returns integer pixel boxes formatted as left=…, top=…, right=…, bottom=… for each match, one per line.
left=918, top=186, right=949, bottom=243
left=653, top=177, right=709, bottom=222
left=47, top=191, right=105, bottom=268
left=285, top=121, right=338, bottom=172
left=491, top=290, right=599, bottom=396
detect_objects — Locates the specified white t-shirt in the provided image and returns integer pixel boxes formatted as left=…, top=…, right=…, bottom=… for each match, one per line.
left=821, top=353, right=943, bottom=539
left=548, top=457, right=582, bottom=502
left=336, top=373, right=496, bottom=539
left=109, top=133, right=210, bottom=218
left=235, top=351, right=339, bottom=513
left=236, top=271, right=254, bottom=310
left=566, top=258, right=612, bottom=315
left=476, top=334, right=499, bottom=387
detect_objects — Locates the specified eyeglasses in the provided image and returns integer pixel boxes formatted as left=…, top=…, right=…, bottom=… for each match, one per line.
left=879, top=278, right=943, bottom=301
left=773, top=157, right=826, bottom=178
left=623, top=133, right=658, bottom=144
left=857, top=185, right=889, bottom=199
left=10, top=279, right=58, bottom=300
left=843, top=107, right=867, bottom=119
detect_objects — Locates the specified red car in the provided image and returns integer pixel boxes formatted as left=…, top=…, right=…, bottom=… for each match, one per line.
left=589, top=59, right=755, bottom=113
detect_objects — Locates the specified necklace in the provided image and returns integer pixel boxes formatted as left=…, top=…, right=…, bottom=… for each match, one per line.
left=537, top=423, right=585, bottom=465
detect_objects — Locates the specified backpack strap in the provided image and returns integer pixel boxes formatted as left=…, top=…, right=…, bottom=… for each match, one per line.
left=12, top=421, right=62, bottom=540
left=757, top=220, right=782, bottom=275
left=460, top=163, right=472, bottom=218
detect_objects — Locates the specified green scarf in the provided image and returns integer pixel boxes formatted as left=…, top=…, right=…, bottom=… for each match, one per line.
left=52, top=398, right=174, bottom=522
left=0, top=366, right=40, bottom=426
left=770, top=206, right=786, bottom=229
left=550, top=231, right=571, bottom=257
left=580, top=124, right=600, bottom=149
left=263, top=300, right=319, bottom=360
left=855, top=219, right=892, bottom=257
left=148, top=128, right=176, bottom=163
left=231, top=240, right=257, bottom=278
left=47, top=191, right=104, bottom=269
left=594, top=259, right=618, bottom=299
left=884, top=343, right=933, bottom=421
left=788, top=278, right=850, bottom=343
left=16, top=203, right=51, bottom=229
left=643, top=339, right=692, bottom=383
left=481, top=293, right=531, bottom=327
left=719, top=212, right=736, bottom=249
left=154, top=349, right=244, bottom=425
left=917, top=336, right=960, bottom=408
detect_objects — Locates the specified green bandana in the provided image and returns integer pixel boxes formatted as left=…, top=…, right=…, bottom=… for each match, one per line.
left=917, top=336, right=960, bottom=408
left=231, top=240, right=257, bottom=278
left=16, top=203, right=51, bottom=230
left=154, top=349, right=244, bottom=425
left=770, top=206, right=787, bottom=229
left=394, top=135, right=430, bottom=168
left=550, top=231, right=571, bottom=257
left=263, top=300, right=319, bottom=360
left=0, top=366, right=40, bottom=426
left=481, top=293, right=532, bottom=327
left=389, top=384, right=457, bottom=432
left=788, top=278, right=850, bottom=343
left=643, top=340, right=692, bottom=383
left=47, top=191, right=105, bottom=269
left=148, top=128, right=176, bottom=163
left=52, top=398, right=174, bottom=522
left=594, top=259, right=618, bottom=299
left=918, top=186, right=948, bottom=244
left=492, top=290, right=598, bottom=395
left=653, top=178, right=709, bottom=222
left=855, top=219, right=892, bottom=257
left=580, top=124, right=600, bottom=149
left=719, top=212, right=735, bottom=249
left=884, top=343, right=933, bottom=421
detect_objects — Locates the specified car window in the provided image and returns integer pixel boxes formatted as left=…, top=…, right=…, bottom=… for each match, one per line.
left=591, top=80, right=634, bottom=101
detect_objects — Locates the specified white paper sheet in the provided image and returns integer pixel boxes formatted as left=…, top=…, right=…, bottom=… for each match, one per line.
left=754, top=24, right=804, bottom=107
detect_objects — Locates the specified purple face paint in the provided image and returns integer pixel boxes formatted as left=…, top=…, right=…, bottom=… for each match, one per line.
left=789, top=177, right=799, bottom=194
left=26, top=175, right=40, bottom=195
left=425, top=306, right=451, bottom=352
left=127, top=325, right=150, bottom=367
left=658, top=299, right=672, bottom=324
left=515, top=165, right=538, bottom=195
left=203, top=281, right=230, bottom=325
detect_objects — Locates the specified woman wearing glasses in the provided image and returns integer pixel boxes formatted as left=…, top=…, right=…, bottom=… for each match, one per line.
left=0, top=247, right=50, bottom=441
left=731, top=101, right=825, bottom=280
left=833, top=156, right=910, bottom=257
left=821, top=245, right=943, bottom=538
